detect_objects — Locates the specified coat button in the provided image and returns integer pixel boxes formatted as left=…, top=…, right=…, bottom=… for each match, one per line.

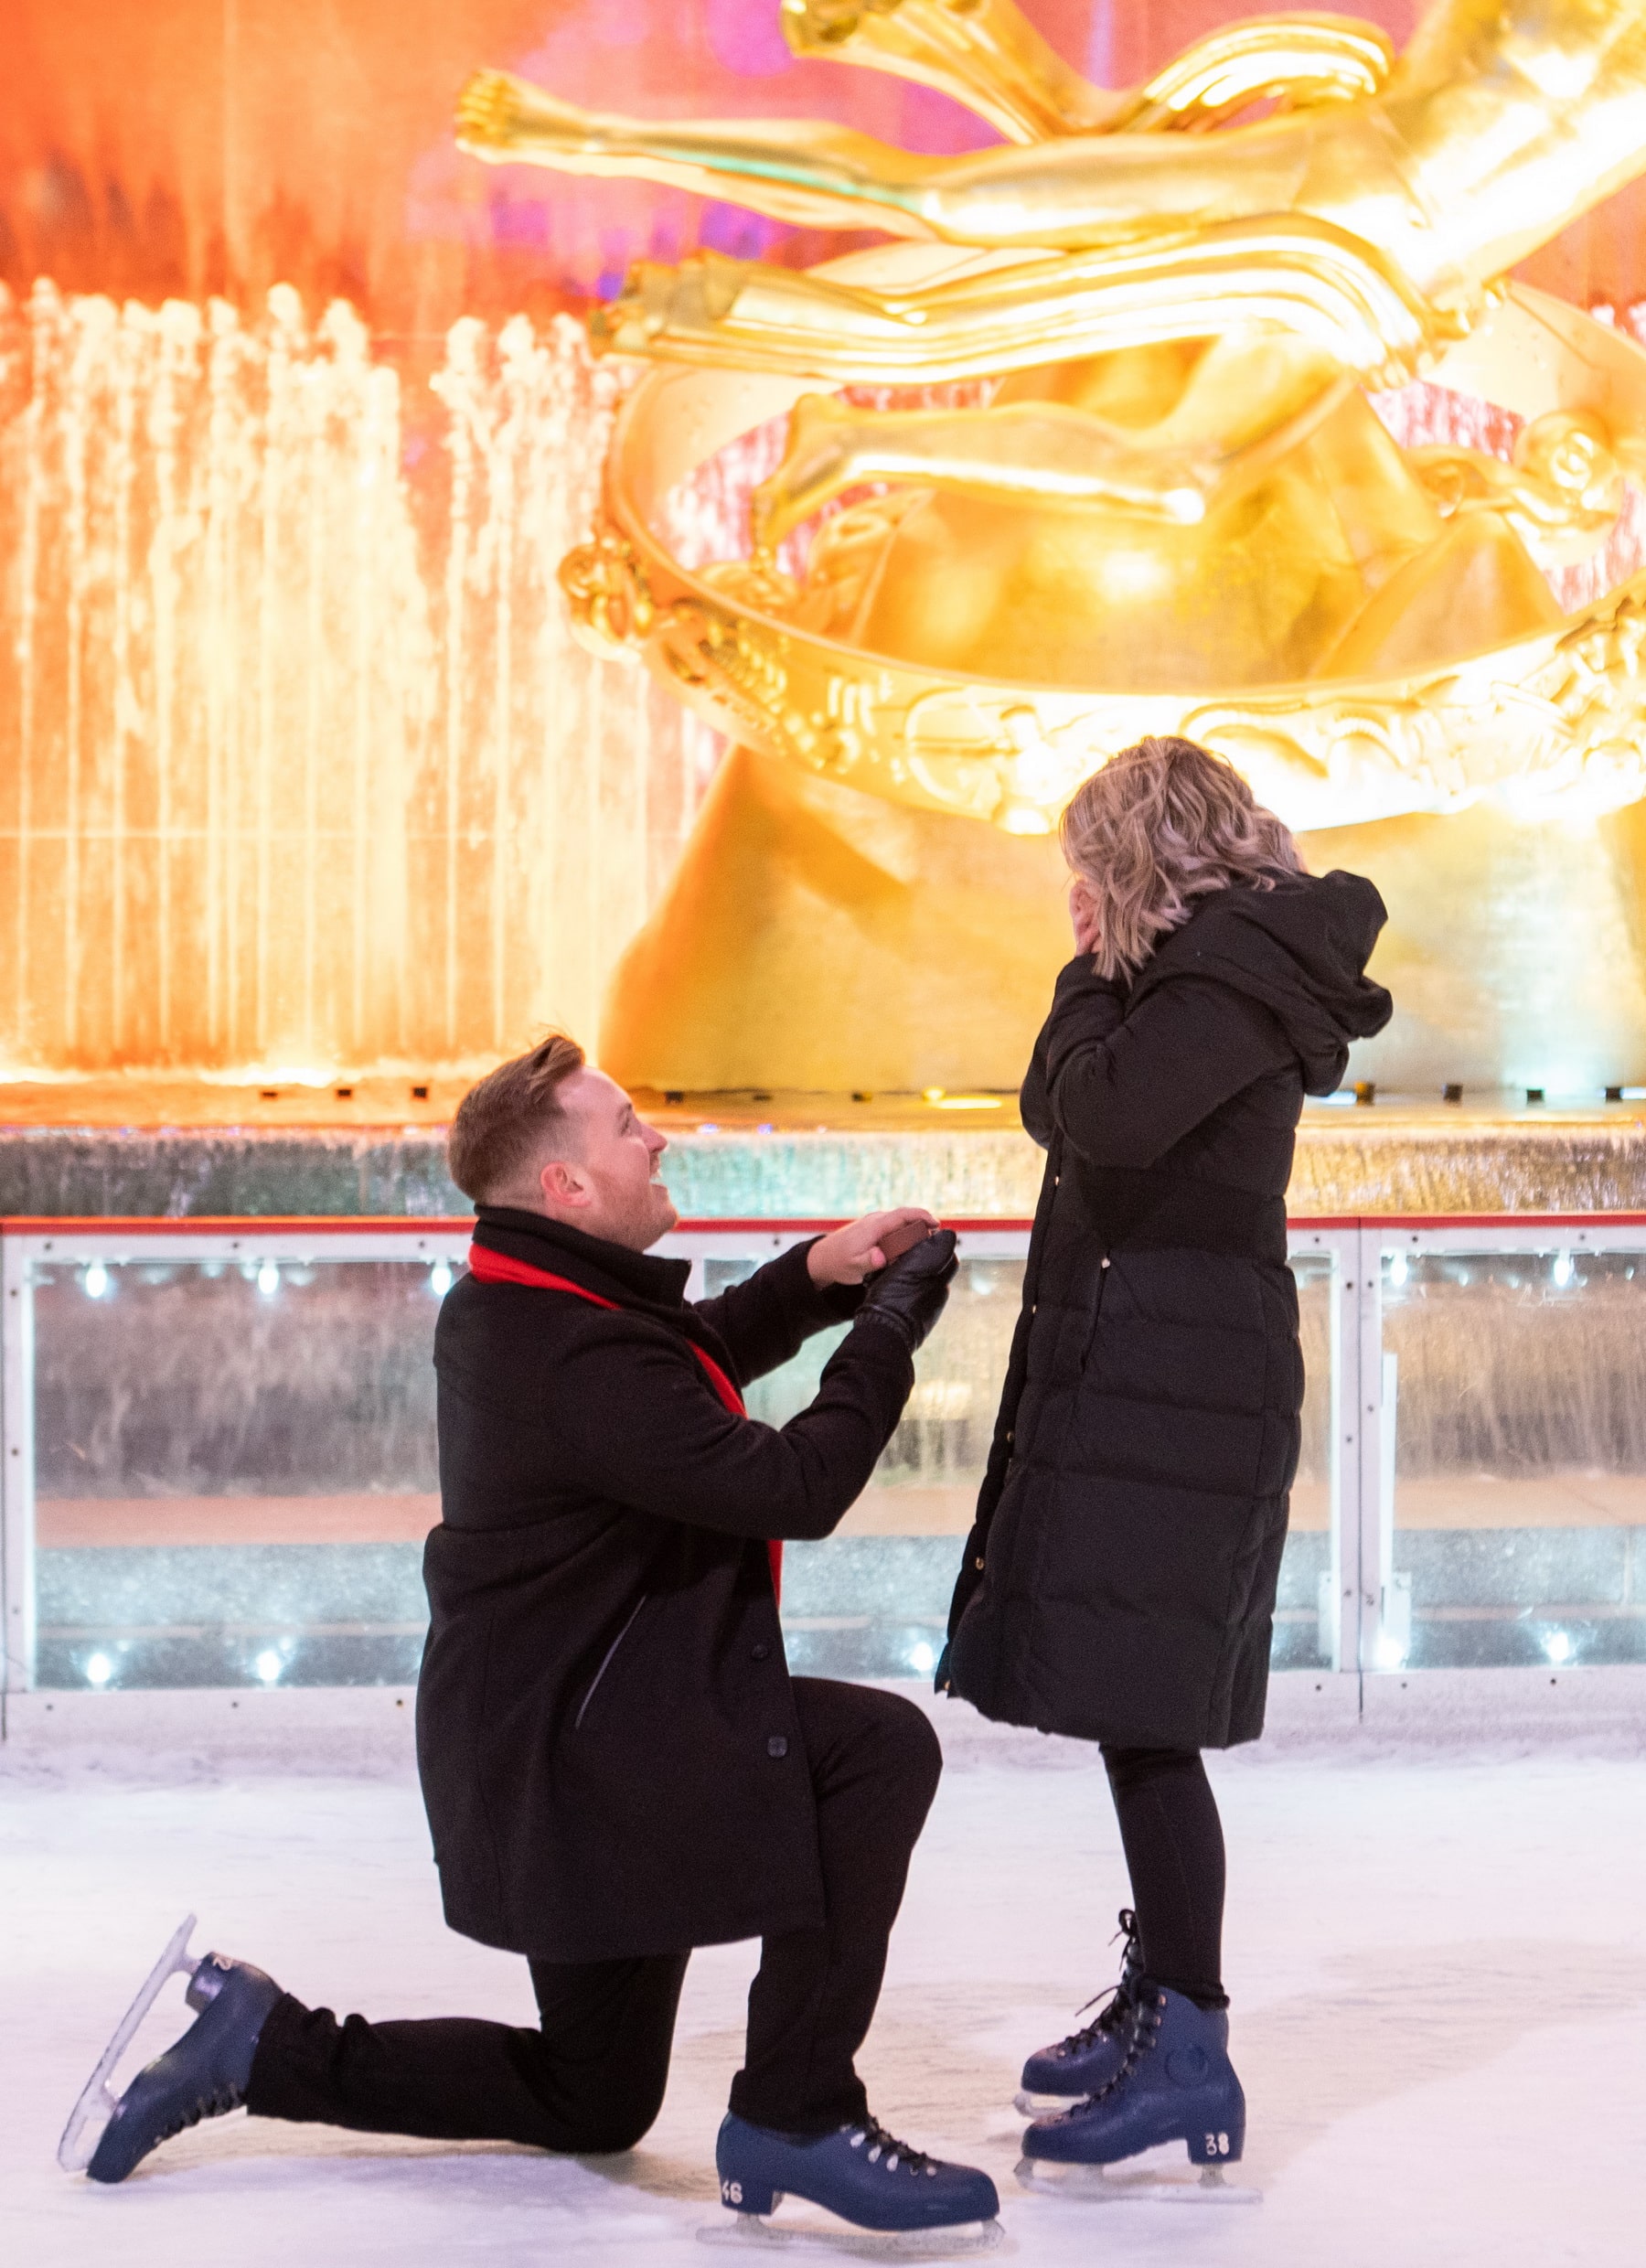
left=751, top=1642, right=770, bottom=1662
left=766, top=1735, right=788, bottom=1759
left=1101, top=1258, right=1111, bottom=1270
left=973, top=1556, right=985, bottom=1571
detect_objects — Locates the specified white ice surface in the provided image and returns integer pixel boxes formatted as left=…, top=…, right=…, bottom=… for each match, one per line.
left=5, top=1710, right=1644, bottom=2268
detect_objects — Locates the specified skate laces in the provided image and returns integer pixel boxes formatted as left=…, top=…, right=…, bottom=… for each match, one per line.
left=152, top=2080, right=244, bottom=2147
left=1076, top=1988, right=1163, bottom=2109
left=1058, top=1982, right=1128, bottom=2052
left=1058, top=1908, right=1141, bottom=2052
left=842, top=2115, right=938, bottom=2177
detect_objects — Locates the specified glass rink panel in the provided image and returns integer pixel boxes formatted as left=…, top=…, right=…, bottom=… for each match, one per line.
left=1380, top=1236, right=1646, bottom=1672
left=4, top=1225, right=1344, bottom=1694
left=730, top=1246, right=1340, bottom=1683
left=27, top=1250, right=451, bottom=1692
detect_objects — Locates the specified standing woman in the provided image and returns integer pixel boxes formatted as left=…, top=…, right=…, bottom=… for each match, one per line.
left=940, top=736, right=1392, bottom=2180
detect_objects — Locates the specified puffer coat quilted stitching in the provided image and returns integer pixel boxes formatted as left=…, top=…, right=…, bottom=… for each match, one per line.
left=946, top=871, right=1392, bottom=1749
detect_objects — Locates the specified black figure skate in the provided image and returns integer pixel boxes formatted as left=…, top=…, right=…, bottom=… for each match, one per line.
left=59, top=1916, right=283, bottom=2183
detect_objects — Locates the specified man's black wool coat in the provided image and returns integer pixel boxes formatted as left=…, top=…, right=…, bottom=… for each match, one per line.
left=946, top=871, right=1393, bottom=1752
left=419, top=1209, right=911, bottom=1963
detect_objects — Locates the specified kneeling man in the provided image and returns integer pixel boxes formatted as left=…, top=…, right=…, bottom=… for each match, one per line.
left=71, top=1035, right=999, bottom=2238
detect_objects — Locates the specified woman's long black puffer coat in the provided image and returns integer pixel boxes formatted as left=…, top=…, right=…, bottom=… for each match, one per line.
left=945, top=871, right=1393, bottom=1750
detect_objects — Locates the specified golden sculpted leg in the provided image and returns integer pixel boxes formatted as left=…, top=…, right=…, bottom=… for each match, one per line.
left=451, top=3, right=1646, bottom=1090
left=781, top=1, right=1394, bottom=142
left=1117, top=15, right=1393, bottom=132
left=778, top=0, right=1124, bottom=142
left=752, top=337, right=1354, bottom=547
left=461, top=4, right=1646, bottom=306
left=596, top=220, right=1440, bottom=390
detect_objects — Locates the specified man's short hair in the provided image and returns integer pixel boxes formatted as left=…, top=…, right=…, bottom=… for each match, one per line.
left=447, top=1033, right=587, bottom=1204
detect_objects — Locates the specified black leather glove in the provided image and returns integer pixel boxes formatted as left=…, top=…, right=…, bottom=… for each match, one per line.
left=852, top=1227, right=958, bottom=1356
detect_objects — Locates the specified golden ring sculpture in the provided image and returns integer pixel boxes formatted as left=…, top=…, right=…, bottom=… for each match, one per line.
left=555, top=288, right=1646, bottom=840
left=454, top=1, right=1646, bottom=1092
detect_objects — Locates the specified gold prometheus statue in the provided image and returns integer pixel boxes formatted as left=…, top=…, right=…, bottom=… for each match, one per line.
left=455, top=4, right=1646, bottom=1091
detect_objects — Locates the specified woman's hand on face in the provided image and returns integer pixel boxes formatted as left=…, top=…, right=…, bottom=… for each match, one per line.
left=1069, top=876, right=1101, bottom=958
left=807, top=1208, right=938, bottom=1287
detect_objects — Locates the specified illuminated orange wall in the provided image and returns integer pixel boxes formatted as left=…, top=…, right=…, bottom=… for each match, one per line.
left=8, top=2, right=1641, bottom=361
left=2, top=2, right=1641, bottom=1086
left=0, top=0, right=1011, bottom=336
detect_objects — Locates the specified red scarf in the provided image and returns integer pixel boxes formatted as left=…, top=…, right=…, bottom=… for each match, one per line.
left=465, top=1241, right=781, bottom=1601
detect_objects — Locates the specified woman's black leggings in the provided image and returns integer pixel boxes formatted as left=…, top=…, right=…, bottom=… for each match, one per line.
left=1099, top=1744, right=1227, bottom=2010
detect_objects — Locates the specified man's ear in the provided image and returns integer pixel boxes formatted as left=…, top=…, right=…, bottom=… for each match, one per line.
left=539, top=1158, right=590, bottom=1208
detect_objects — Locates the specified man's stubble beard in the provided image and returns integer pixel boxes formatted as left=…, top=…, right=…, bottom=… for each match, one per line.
left=613, top=1173, right=678, bottom=1252
left=642, top=1179, right=679, bottom=1248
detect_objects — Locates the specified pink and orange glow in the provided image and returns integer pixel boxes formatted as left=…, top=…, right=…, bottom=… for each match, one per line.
left=4, top=3, right=1645, bottom=1099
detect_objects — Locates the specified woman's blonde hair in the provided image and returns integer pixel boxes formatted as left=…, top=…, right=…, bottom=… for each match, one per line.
left=1061, top=735, right=1302, bottom=981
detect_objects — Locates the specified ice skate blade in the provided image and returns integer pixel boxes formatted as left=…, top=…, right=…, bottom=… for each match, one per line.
left=58, top=1915, right=199, bottom=2173
left=1011, top=2091, right=1075, bottom=2117
left=1015, top=2156, right=1259, bottom=2207
left=699, top=2211, right=1006, bottom=2256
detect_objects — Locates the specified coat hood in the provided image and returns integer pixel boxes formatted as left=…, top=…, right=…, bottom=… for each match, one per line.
left=1128, top=870, right=1393, bottom=1096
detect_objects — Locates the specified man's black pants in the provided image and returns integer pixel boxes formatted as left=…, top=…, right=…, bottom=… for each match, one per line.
left=246, top=1679, right=941, bottom=2153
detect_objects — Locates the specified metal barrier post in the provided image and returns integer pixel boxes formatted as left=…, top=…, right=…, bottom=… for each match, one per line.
left=1, top=1230, right=37, bottom=1703
left=1353, top=1225, right=1385, bottom=1677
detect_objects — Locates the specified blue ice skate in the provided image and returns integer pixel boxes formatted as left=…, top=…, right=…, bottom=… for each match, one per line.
left=1016, top=1985, right=1258, bottom=2206
left=710, top=2111, right=1002, bottom=2248
left=1016, top=1907, right=1141, bottom=2111
left=76, top=1947, right=283, bottom=2183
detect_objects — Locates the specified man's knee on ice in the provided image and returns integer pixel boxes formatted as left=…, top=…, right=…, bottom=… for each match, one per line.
left=867, top=1689, right=944, bottom=1813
